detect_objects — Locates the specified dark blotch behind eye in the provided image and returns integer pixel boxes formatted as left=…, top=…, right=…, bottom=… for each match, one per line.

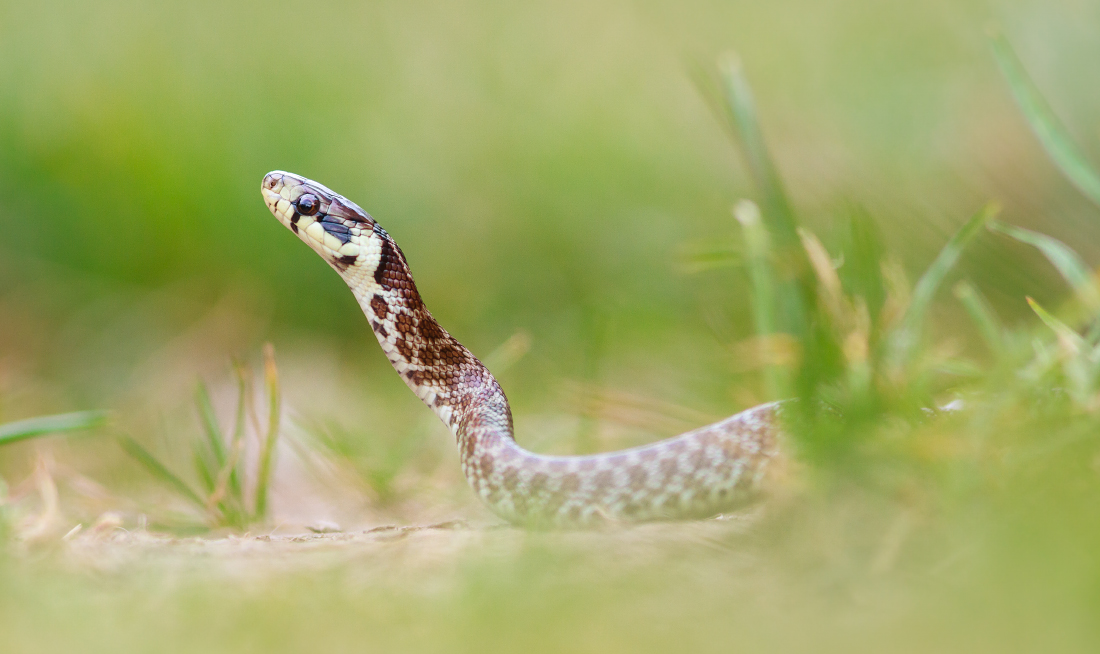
left=297, top=194, right=320, bottom=216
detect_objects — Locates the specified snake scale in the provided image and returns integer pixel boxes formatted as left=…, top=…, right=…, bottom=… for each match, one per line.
left=262, top=171, right=783, bottom=527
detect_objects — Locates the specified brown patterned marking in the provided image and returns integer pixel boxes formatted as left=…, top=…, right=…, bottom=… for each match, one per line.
left=420, top=320, right=445, bottom=340
left=560, top=473, right=580, bottom=493
left=436, top=340, right=463, bottom=364
left=627, top=466, right=648, bottom=491
left=592, top=469, right=614, bottom=490
left=403, top=287, right=424, bottom=311
left=479, top=453, right=494, bottom=476
left=529, top=472, right=549, bottom=494
left=687, top=447, right=707, bottom=471
left=698, top=430, right=720, bottom=448
left=395, top=337, right=414, bottom=360
left=374, top=237, right=398, bottom=289
left=664, top=439, right=687, bottom=456
left=394, top=312, right=415, bottom=336
left=502, top=468, right=520, bottom=492
left=370, top=295, right=389, bottom=319
left=658, top=458, right=679, bottom=482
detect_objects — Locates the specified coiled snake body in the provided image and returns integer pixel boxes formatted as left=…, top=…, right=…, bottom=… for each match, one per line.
left=262, top=171, right=783, bottom=527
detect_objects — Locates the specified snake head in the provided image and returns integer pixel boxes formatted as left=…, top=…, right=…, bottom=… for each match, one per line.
left=262, top=170, right=378, bottom=273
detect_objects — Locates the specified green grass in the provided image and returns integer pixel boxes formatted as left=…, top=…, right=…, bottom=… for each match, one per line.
left=990, top=28, right=1100, bottom=210
left=0, top=411, right=108, bottom=447
left=2, top=1, right=1100, bottom=652
left=119, top=346, right=283, bottom=530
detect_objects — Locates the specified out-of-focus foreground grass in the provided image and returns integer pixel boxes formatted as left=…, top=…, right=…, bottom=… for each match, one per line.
left=3, top=0, right=1100, bottom=651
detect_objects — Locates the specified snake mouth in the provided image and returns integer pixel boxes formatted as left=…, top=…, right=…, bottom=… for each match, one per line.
left=262, top=170, right=377, bottom=269
left=262, top=171, right=374, bottom=225
left=261, top=171, right=324, bottom=221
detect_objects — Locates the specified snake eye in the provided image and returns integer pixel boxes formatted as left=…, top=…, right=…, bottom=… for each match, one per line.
left=296, top=194, right=320, bottom=216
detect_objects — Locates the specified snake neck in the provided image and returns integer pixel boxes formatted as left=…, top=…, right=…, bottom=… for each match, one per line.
left=345, top=228, right=517, bottom=455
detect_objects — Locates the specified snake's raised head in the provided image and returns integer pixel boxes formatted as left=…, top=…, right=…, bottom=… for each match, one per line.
left=262, top=170, right=378, bottom=274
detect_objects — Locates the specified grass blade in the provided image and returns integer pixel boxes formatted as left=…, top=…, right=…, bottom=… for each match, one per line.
left=891, top=203, right=999, bottom=364
left=192, top=446, right=216, bottom=494
left=734, top=200, right=777, bottom=337
left=227, top=361, right=248, bottom=504
left=194, top=382, right=228, bottom=468
left=798, top=227, right=845, bottom=323
left=195, top=441, right=241, bottom=525
left=718, top=54, right=798, bottom=246
left=1026, top=296, right=1095, bottom=403
left=839, top=208, right=888, bottom=320
left=953, top=281, right=1005, bottom=353
left=205, top=362, right=250, bottom=525
left=0, top=410, right=109, bottom=446
left=253, top=343, right=282, bottom=521
left=718, top=53, right=812, bottom=337
left=1027, top=297, right=1086, bottom=355
left=734, top=200, right=785, bottom=397
left=988, top=220, right=1100, bottom=312
left=119, top=436, right=206, bottom=510
left=678, top=242, right=742, bottom=274
left=990, top=29, right=1100, bottom=210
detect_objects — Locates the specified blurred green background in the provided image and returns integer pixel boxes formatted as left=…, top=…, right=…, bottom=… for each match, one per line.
left=3, top=0, right=1098, bottom=417
left=2, top=0, right=1100, bottom=651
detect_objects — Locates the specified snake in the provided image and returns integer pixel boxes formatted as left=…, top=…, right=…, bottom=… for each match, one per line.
left=261, top=171, right=784, bottom=527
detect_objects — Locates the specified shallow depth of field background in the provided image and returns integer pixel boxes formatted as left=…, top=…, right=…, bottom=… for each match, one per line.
left=1, top=0, right=1099, bottom=652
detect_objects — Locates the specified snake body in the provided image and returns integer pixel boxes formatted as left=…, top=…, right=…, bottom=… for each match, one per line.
left=261, top=171, right=783, bottom=526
